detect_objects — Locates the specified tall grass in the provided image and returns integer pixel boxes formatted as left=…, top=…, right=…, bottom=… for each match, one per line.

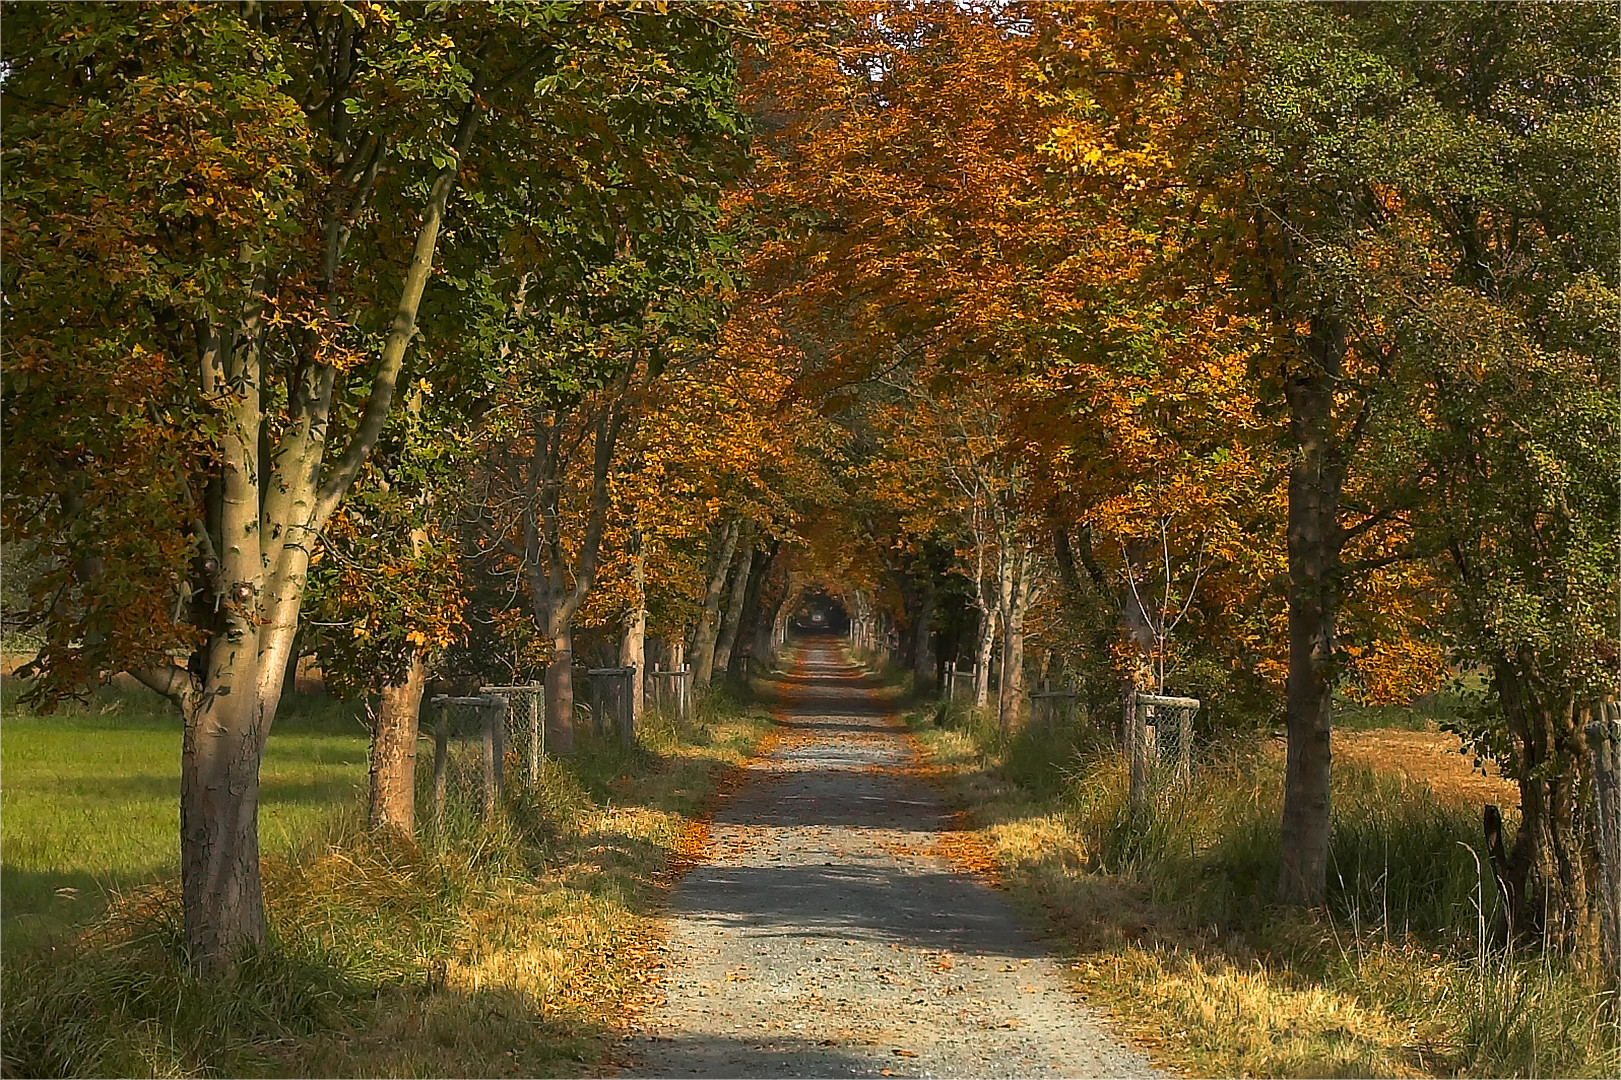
left=1, top=690, right=774, bottom=1077
left=909, top=702, right=1619, bottom=1077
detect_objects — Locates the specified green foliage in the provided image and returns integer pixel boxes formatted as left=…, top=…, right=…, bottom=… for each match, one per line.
left=1, top=0, right=752, bottom=705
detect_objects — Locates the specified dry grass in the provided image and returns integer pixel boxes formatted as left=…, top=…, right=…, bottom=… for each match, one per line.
left=1, top=690, right=778, bottom=1078
left=904, top=708, right=1618, bottom=1079
left=1331, top=728, right=1519, bottom=809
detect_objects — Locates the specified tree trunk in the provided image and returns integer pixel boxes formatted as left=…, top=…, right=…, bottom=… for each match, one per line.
left=745, top=544, right=783, bottom=667
left=180, top=683, right=268, bottom=973
left=520, top=400, right=630, bottom=753
left=912, top=575, right=937, bottom=696
left=731, top=539, right=775, bottom=681
left=1496, top=663, right=1597, bottom=955
left=997, top=544, right=1033, bottom=732
left=691, top=519, right=740, bottom=689
left=972, top=605, right=996, bottom=708
left=368, top=647, right=426, bottom=834
left=714, top=523, right=756, bottom=678
left=545, top=622, right=575, bottom=754
left=282, top=623, right=306, bottom=695
left=976, top=541, right=1015, bottom=708
left=620, top=538, right=647, bottom=726
left=1278, top=316, right=1346, bottom=907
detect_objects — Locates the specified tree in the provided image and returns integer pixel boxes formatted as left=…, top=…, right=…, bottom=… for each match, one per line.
left=1, top=1, right=743, bottom=969
left=1124, top=1, right=1481, bottom=906
left=1360, top=1, right=1620, bottom=951
left=306, top=387, right=470, bottom=836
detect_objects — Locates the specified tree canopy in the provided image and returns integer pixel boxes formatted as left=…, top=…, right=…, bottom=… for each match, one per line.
left=3, top=0, right=1615, bottom=972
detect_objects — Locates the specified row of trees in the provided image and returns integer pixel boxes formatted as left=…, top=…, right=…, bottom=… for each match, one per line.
left=5, top=1, right=1617, bottom=974
left=738, top=0, right=1618, bottom=956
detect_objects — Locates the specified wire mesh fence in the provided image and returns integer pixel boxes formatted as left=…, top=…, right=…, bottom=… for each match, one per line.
left=1125, top=691, right=1201, bottom=809
left=424, top=695, right=504, bottom=833
left=421, top=685, right=547, bottom=834
left=944, top=662, right=976, bottom=706
left=584, top=667, right=636, bottom=744
left=481, top=683, right=545, bottom=780
left=1028, top=681, right=1082, bottom=731
left=648, top=666, right=691, bottom=720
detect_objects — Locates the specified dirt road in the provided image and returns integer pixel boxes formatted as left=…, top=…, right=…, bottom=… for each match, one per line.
left=623, top=641, right=1159, bottom=1079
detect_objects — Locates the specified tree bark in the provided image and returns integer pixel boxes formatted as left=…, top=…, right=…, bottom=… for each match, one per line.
left=731, top=539, right=775, bottom=681
left=520, top=398, right=629, bottom=754
left=997, top=544, right=1033, bottom=732
left=741, top=541, right=781, bottom=670
left=714, top=523, right=756, bottom=679
left=976, top=540, right=1016, bottom=708
left=691, top=518, right=740, bottom=689
left=1278, top=315, right=1347, bottom=907
left=1494, top=663, right=1597, bottom=954
left=620, top=536, right=647, bottom=726
left=544, top=622, right=576, bottom=752
left=368, top=646, right=425, bottom=834
left=179, top=684, right=268, bottom=974
left=912, top=574, right=937, bottom=696
left=177, top=279, right=274, bottom=974
left=112, top=51, right=488, bottom=976
left=972, top=606, right=997, bottom=708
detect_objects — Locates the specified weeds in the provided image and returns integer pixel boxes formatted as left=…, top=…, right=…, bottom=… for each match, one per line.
left=1, top=691, right=774, bottom=1077
left=910, top=705, right=1618, bottom=1078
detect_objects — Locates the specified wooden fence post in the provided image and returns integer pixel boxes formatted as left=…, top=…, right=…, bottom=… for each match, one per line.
left=432, top=699, right=449, bottom=835
left=620, top=666, right=636, bottom=745
left=1125, top=687, right=1148, bottom=811
left=1589, top=700, right=1621, bottom=991
left=493, top=696, right=506, bottom=797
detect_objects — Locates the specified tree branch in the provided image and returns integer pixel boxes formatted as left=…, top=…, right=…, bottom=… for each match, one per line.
left=312, top=69, right=486, bottom=528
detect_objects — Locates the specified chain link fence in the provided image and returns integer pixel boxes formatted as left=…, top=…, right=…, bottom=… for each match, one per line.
left=423, top=685, right=545, bottom=834
left=1125, top=691, right=1201, bottom=809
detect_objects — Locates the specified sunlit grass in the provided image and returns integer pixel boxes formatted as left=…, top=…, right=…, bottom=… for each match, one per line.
left=904, top=701, right=1619, bottom=1079
left=1, top=681, right=369, bottom=950
left=1, top=669, right=776, bottom=1077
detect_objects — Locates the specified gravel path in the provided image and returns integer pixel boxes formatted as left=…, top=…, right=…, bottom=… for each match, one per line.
left=622, top=641, right=1160, bottom=1079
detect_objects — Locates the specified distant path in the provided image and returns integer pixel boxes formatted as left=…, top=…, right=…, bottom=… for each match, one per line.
left=623, top=640, right=1160, bottom=1079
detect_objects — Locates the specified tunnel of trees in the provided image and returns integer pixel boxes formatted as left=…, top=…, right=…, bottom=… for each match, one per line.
left=3, top=0, right=1616, bottom=981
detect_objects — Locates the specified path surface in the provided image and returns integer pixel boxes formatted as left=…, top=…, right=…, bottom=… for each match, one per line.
left=623, top=641, right=1160, bottom=1079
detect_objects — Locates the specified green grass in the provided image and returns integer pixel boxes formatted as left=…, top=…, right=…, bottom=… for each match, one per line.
left=1332, top=672, right=1489, bottom=733
left=1, top=668, right=778, bottom=1078
left=2, top=682, right=369, bottom=951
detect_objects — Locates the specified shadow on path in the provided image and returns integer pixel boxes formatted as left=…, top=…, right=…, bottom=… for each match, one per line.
left=624, top=640, right=1161, bottom=1080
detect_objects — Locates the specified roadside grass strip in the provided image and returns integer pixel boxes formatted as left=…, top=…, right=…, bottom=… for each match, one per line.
left=1, top=683, right=776, bottom=1078
left=901, top=702, right=1619, bottom=1079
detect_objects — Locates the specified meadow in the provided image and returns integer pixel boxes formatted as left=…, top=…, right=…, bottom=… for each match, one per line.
left=1, top=681, right=370, bottom=951
left=1, top=670, right=775, bottom=1077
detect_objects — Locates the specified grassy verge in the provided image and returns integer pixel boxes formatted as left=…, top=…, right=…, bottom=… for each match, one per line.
left=904, top=703, right=1618, bottom=1078
left=1, top=681, right=776, bottom=1077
